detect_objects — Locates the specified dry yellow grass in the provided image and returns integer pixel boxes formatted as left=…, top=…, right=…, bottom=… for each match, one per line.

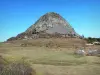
left=0, top=38, right=100, bottom=75
left=6, top=38, right=86, bottom=49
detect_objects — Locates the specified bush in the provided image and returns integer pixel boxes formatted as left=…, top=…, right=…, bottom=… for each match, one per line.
left=85, top=37, right=100, bottom=43
left=0, top=57, right=36, bottom=75
left=0, top=56, right=8, bottom=73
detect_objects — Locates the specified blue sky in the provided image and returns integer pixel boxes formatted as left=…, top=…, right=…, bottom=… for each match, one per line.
left=0, top=0, right=100, bottom=42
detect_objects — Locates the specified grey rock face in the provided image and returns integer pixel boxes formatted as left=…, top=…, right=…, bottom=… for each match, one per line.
left=7, top=12, right=80, bottom=41
left=74, top=50, right=86, bottom=56
left=87, top=50, right=97, bottom=56
left=25, top=12, right=78, bottom=36
left=87, top=50, right=100, bottom=56
left=97, top=49, right=100, bottom=54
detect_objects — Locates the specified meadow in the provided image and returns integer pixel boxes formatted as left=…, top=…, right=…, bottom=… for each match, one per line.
left=0, top=38, right=100, bottom=75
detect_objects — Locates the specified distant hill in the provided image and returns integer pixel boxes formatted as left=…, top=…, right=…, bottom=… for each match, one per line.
left=7, top=12, right=80, bottom=41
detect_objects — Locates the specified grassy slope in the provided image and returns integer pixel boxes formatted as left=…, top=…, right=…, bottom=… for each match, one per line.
left=6, top=38, right=86, bottom=48
left=0, top=38, right=100, bottom=75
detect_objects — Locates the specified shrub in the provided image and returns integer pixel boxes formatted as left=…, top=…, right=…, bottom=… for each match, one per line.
left=0, top=57, right=36, bottom=75
left=0, top=55, right=8, bottom=73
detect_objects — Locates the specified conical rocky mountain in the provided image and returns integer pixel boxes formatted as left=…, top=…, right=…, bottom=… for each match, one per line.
left=7, top=12, right=79, bottom=41
left=26, top=12, right=76, bottom=34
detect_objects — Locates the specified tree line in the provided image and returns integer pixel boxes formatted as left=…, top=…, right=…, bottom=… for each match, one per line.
left=85, top=37, right=100, bottom=43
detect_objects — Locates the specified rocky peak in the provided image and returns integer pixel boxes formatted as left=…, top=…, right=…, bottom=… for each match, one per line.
left=7, top=12, right=80, bottom=41
left=25, top=12, right=76, bottom=34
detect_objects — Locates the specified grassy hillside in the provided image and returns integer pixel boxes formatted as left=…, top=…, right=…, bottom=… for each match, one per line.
left=0, top=38, right=100, bottom=75
left=6, top=38, right=86, bottom=49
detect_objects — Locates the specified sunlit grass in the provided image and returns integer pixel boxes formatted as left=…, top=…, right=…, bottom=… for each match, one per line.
left=0, top=41, right=100, bottom=75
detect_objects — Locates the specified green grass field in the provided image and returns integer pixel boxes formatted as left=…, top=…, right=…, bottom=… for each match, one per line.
left=0, top=40, right=100, bottom=75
